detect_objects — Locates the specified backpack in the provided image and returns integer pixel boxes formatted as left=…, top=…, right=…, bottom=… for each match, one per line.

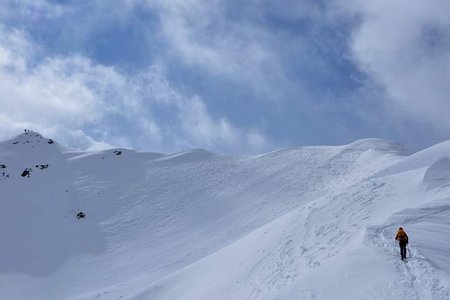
left=397, top=231, right=407, bottom=242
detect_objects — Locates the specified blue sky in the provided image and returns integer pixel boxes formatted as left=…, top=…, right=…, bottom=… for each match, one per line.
left=1, top=0, right=449, bottom=153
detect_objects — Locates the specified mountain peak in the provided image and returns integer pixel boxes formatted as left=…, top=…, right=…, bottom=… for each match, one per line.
left=16, top=130, right=54, bottom=144
left=0, top=129, right=62, bottom=156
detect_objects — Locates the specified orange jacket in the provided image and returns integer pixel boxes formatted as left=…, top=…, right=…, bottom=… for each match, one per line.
left=395, top=228, right=408, bottom=243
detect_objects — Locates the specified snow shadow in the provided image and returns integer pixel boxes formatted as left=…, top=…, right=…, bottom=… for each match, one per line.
left=0, top=192, right=107, bottom=277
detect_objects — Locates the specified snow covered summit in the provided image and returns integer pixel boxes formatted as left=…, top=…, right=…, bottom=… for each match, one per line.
left=1, top=132, right=450, bottom=299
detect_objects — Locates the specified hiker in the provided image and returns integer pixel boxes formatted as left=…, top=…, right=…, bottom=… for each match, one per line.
left=395, top=227, right=409, bottom=260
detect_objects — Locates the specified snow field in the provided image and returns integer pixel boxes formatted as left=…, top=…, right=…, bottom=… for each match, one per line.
left=1, top=132, right=450, bottom=299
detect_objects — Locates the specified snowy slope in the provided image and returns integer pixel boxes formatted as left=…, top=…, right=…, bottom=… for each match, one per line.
left=1, top=132, right=450, bottom=300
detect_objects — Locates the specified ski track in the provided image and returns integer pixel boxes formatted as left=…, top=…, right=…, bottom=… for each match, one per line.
left=369, top=221, right=450, bottom=300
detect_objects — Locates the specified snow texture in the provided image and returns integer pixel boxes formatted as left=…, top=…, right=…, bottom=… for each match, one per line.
left=1, top=131, right=450, bottom=299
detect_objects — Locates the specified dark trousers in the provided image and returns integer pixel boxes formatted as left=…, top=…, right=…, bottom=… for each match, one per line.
left=399, top=241, right=407, bottom=259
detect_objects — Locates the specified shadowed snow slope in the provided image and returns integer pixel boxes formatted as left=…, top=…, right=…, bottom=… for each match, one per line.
left=1, top=132, right=450, bottom=299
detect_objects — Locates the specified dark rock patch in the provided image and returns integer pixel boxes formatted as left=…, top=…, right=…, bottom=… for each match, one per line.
left=35, top=164, right=49, bottom=170
left=21, top=168, right=32, bottom=178
left=48, top=139, right=54, bottom=144
left=76, top=212, right=86, bottom=219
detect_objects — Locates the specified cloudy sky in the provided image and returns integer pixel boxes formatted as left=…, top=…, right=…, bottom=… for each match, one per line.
left=1, top=0, right=449, bottom=153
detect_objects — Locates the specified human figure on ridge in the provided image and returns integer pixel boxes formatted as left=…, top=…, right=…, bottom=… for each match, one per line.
left=395, top=227, right=409, bottom=260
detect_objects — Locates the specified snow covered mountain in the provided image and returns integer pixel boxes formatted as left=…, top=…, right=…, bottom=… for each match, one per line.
left=1, top=131, right=450, bottom=299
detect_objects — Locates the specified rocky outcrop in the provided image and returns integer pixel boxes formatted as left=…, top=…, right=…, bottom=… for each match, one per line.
left=76, top=212, right=86, bottom=219
left=21, top=168, right=32, bottom=178
left=35, top=164, right=49, bottom=170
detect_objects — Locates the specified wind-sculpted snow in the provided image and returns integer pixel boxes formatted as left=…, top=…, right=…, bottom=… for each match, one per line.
left=373, top=140, right=450, bottom=177
left=1, top=133, right=450, bottom=299
left=423, top=157, right=450, bottom=191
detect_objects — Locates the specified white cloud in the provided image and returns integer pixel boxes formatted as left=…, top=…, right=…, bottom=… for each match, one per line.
left=343, top=1, right=450, bottom=132
left=0, top=24, right=269, bottom=153
left=147, top=0, right=293, bottom=101
left=0, top=26, right=120, bottom=128
left=40, top=126, right=115, bottom=151
left=16, top=0, right=319, bottom=106
left=126, top=67, right=271, bottom=153
left=176, top=96, right=268, bottom=151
